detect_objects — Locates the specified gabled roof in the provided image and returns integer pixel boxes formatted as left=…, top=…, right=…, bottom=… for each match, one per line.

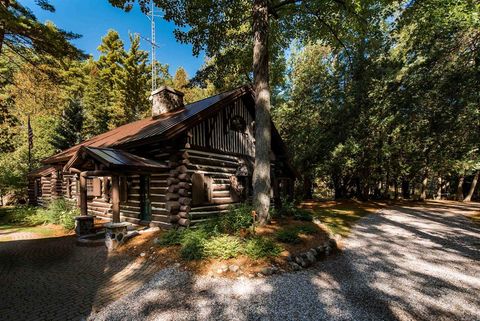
left=64, top=146, right=168, bottom=172
left=43, top=86, right=253, bottom=164
left=27, top=165, right=57, bottom=177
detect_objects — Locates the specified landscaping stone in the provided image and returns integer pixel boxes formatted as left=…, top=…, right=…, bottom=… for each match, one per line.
left=289, top=262, right=302, bottom=271
left=228, top=265, right=240, bottom=273
left=305, top=251, right=316, bottom=264
left=140, top=252, right=146, bottom=257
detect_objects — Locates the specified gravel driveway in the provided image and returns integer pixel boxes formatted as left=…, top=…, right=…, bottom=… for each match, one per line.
left=90, top=202, right=480, bottom=321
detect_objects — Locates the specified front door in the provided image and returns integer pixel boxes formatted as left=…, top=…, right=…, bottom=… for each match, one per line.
left=139, top=175, right=151, bottom=222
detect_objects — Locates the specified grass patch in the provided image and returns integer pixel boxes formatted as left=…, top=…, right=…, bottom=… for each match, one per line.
left=304, top=201, right=378, bottom=236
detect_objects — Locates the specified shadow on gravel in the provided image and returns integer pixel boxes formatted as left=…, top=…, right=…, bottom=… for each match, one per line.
left=89, top=202, right=480, bottom=321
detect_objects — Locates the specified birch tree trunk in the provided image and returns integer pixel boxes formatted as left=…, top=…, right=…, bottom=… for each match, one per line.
left=420, top=171, right=428, bottom=201
left=463, top=170, right=479, bottom=202
left=456, top=171, right=465, bottom=201
left=252, top=0, right=271, bottom=225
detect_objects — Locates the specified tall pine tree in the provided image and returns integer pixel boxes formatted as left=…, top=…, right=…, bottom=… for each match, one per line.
left=51, top=99, right=83, bottom=151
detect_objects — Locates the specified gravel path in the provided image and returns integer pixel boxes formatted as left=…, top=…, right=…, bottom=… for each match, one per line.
left=90, top=202, right=480, bottom=321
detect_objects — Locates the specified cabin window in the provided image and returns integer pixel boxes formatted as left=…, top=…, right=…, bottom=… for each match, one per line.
left=87, top=178, right=102, bottom=197
left=34, top=178, right=42, bottom=197
left=230, top=115, right=246, bottom=133
left=191, top=173, right=213, bottom=205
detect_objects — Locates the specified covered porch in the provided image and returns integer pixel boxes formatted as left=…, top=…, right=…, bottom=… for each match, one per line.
left=64, top=146, right=168, bottom=224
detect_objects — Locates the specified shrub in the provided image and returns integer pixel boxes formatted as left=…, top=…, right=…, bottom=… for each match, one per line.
left=203, top=234, right=242, bottom=259
left=275, top=228, right=301, bottom=244
left=157, top=229, right=184, bottom=246
left=274, top=199, right=297, bottom=218
left=2, top=206, right=37, bottom=224
left=295, top=224, right=317, bottom=235
left=244, top=236, right=283, bottom=259
left=293, top=209, right=313, bottom=221
left=204, top=203, right=254, bottom=234
left=180, top=228, right=209, bottom=260
left=25, top=199, right=79, bottom=229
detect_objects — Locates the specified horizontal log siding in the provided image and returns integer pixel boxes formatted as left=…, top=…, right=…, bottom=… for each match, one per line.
left=186, top=148, right=250, bottom=224
left=188, top=98, right=255, bottom=157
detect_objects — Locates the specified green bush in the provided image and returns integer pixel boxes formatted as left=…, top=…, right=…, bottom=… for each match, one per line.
left=157, top=229, right=184, bottom=246
left=274, top=199, right=297, bottom=218
left=293, top=209, right=313, bottom=221
left=203, top=234, right=242, bottom=259
left=23, top=199, right=78, bottom=229
left=202, top=203, right=254, bottom=234
left=275, top=228, right=301, bottom=244
left=295, top=224, right=317, bottom=234
left=244, top=236, right=283, bottom=259
left=2, top=206, right=37, bottom=224
left=180, top=228, right=209, bottom=260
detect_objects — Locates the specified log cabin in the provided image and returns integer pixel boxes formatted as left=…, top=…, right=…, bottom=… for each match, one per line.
left=27, top=85, right=295, bottom=228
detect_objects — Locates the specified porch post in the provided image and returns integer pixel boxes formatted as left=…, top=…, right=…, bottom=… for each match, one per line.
left=111, top=175, right=120, bottom=223
left=79, top=174, right=88, bottom=216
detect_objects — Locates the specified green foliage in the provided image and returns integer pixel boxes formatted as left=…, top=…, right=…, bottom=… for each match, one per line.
left=275, top=224, right=317, bottom=244
left=179, top=228, right=209, bottom=260
left=295, top=224, right=317, bottom=235
left=203, top=234, right=242, bottom=259
left=244, top=236, right=283, bottom=259
left=1, top=200, right=78, bottom=229
left=51, top=99, right=84, bottom=151
left=1, top=0, right=85, bottom=62
left=156, top=229, right=184, bottom=246
left=293, top=209, right=313, bottom=222
left=202, top=204, right=254, bottom=234
left=275, top=228, right=301, bottom=244
left=25, top=199, right=79, bottom=229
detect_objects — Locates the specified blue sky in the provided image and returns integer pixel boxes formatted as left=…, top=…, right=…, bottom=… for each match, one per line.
left=22, top=0, right=205, bottom=78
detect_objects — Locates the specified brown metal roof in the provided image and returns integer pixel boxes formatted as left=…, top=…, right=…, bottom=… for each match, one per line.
left=27, top=165, right=57, bottom=177
left=64, top=146, right=168, bottom=172
left=43, top=86, right=252, bottom=164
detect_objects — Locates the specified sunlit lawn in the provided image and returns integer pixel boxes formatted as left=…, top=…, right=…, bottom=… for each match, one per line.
left=300, top=200, right=384, bottom=237
left=0, top=206, right=66, bottom=242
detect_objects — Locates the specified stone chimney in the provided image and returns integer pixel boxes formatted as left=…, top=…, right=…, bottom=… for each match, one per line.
left=150, top=86, right=185, bottom=118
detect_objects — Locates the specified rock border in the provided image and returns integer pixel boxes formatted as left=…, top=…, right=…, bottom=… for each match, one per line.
left=287, top=235, right=339, bottom=271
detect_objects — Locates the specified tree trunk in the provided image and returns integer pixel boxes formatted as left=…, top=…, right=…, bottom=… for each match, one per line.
left=402, top=179, right=410, bottom=199
left=435, top=176, right=442, bottom=200
left=0, top=0, right=10, bottom=55
left=303, top=176, right=313, bottom=200
left=463, top=170, right=479, bottom=202
left=456, top=171, right=465, bottom=201
left=420, top=171, right=428, bottom=201
left=252, top=0, right=271, bottom=225
left=394, top=180, right=399, bottom=199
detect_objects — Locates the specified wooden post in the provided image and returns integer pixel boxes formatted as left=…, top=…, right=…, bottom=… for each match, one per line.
left=111, top=175, right=120, bottom=223
left=79, top=174, right=88, bottom=216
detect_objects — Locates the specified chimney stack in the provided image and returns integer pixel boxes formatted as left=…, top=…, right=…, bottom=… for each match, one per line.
left=150, top=86, right=185, bottom=118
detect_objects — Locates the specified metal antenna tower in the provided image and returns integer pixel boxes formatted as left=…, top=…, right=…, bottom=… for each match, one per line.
left=145, top=0, right=162, bottom=92
left=150, top=0, right=156, bottom=91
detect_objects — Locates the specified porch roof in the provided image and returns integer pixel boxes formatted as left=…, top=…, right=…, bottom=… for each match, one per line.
left=64, top=146, right=168, bottom=173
